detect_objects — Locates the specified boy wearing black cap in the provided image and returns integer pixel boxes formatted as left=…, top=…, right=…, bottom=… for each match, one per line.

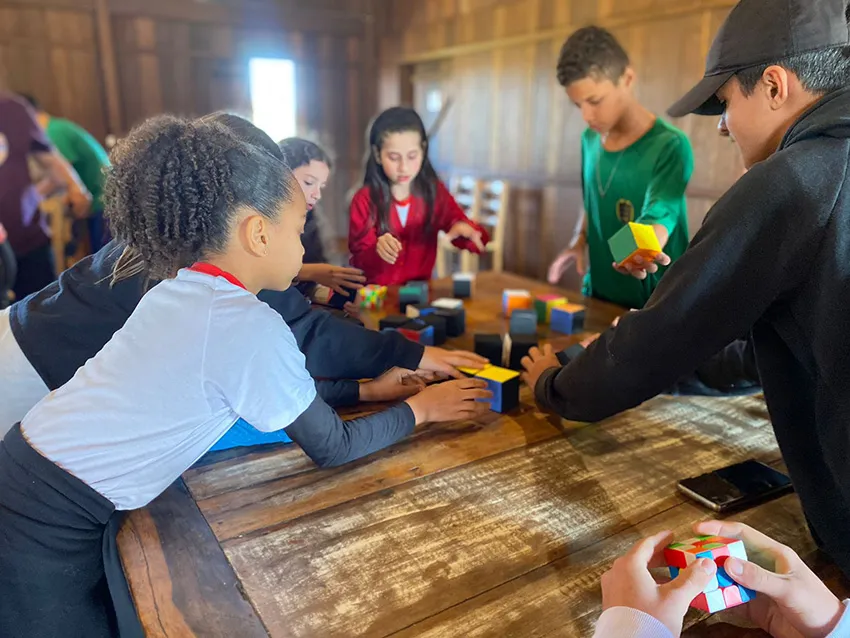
left=524, top=0, right=850, bottom=588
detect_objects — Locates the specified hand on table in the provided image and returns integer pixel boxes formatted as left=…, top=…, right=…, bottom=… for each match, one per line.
left=299, top=263, right=366, bottom=295
left=377, top=233, right=402, bottom=264
left=693, top=520, right=845, bottom=638
left=548, top=247, right=586, bottom=284
left=601, top=530, right=718, bottom=637
left=359, top=367, right=427, bottom=403
left=446, top=221, right=486, bottom=252
left=612, top=252, right=671, bottom=280
left=520, top=344, right=561, bottom=390
left=405, top=378, right=492, bottom=424
left=418, top=347, right=489, bottom=379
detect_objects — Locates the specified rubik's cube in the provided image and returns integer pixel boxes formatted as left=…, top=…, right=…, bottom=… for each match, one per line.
left=358, top=285, right=387, bottom=310
left=458, top=364, right=520, bottom=413
left=398, top=319, right=435, bottom=346
left=399, top=281, right=429, bottom=311
left=665, top=535, right=756, bottom=613
left=502, top=289, right=533, bottom=317
left=608, top=222, right=662, bottom=269
left=550, top=303, right=586, bottom=334
left=509, top=309, right=538, bottom=336
left=452, top=272, right=475, bottom=298
left=534, top=294, right=568, bottom=324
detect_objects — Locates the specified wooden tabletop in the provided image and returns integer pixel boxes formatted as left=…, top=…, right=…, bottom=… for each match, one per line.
left=117, top=272, right=849, bottom=638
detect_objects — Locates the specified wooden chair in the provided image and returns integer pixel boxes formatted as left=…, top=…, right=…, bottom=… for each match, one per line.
left=437, top=176, right=509, bottom=277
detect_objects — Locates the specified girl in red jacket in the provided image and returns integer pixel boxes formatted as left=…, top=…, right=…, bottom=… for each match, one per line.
left=348, top=107, right=489, bottom=285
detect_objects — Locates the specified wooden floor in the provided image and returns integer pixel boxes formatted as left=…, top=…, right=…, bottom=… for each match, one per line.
left=118, top=272, right=850, bottom=637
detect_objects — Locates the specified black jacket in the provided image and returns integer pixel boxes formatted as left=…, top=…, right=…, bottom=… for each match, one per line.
left=536, top=87, right=850, bottom=577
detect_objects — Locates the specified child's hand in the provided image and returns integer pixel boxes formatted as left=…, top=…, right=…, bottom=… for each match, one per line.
left=405, top=378, right=492, bottom=424
left=548, top=247, right=586, bottom=283
left=299, top=263, right=366, bottom=295
left=377, top=233, right=402, bottom=264
left=612, top=252, right=671, bottom=280
left=343, top=302, right=360, bottom=317
left=418, top=347, right=489, bottom=379
left=359, top=367, right=426, bottom=403
left=693, top=520, right=845, bottom=638
left=602, top=530, right=718, bottom=638
left=446, top=222, right=485, bottom=252
left=520, top=344, right=561, bottom=391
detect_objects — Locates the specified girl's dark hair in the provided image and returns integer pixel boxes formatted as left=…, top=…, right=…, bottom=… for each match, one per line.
left=104, top=114, right=294, bottom=282
left=203, top=111, right=285, bottom=161
left=278, top=137, right=333, bottom=171
left=361, top=106, right=438, bottom=235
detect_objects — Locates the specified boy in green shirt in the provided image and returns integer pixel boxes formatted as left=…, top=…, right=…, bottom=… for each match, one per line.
left=547, top=27, right=694, bottom=310
left=22, top=95, right=111, bottom=253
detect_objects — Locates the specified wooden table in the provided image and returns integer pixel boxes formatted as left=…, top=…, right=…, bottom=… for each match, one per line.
left=118, top=272, right=849, bottom=638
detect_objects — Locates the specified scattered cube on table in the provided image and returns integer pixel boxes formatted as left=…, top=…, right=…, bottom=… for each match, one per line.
left=379, top=315, right=409, bottom=332
left=474, top=333, right=503, bottom=367
left=665, top=535, right=756, bottom=614
left=406, top=305, right=437, bottom=319
left=434, top=307, right=465, bottom=337
left=550, top=303, right=586, bottom=334
left=534, top=294, right=568, bottom=324
left=398, top=319, right=435, bottom=346
left=504, top=332, right=537, bottom=370
left=458, top=363, right=492, bottom=377
left=608, top=222, right=662, bottom=269
left=420, top=313, right=447, bottom=345
left=452, top=272, right=475, bottom=298
left=432, top=297, right=464, bottom=310
left=502, top=289, right=533, bottom=317
left=509, top=309, right=538, bottom=336
left=358, top=284, right=387, bottom=310
left=473, top=365, right=520, bottom=413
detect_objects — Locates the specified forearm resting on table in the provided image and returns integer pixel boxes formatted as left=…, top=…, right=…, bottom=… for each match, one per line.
left=34, top=152, right=90, bottom=200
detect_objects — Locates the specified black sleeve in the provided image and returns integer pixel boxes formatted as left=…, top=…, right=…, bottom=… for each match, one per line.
left=285, top=395, right=415, bottom=467
left=316, top=379, right=360, bottom=408
left=302, top=210, right=328, bottom=265
left=535, top=159, right=829, bottom=421
left=260, top=289, right=424, bottom=379
left=695, top=339, right=760, bottom=391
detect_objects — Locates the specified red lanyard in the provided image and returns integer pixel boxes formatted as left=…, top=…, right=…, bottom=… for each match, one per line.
left=186, top=262, right=247, bottom=290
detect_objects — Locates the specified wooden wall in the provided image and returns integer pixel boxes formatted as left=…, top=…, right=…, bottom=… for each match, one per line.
left=379, top=0, right=745, bottom=286
left=0, top=0, right=381, bottom=241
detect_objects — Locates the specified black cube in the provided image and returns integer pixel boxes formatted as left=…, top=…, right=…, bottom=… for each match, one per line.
left=435, top=307, right=465, bottom=337
left=379, top=315, right=410, bottom=331
left=421, top=313, right=447, bottom=346
left=506, top=332, right=537, bottom=370
left=474, top=333, right=504, bottom=366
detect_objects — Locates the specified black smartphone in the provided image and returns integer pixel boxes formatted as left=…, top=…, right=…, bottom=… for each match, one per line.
left=677, top=459, right=793, bottom=513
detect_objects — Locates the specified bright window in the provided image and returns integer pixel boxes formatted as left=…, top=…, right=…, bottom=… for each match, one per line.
left=249, top=58, right=296, bottom=143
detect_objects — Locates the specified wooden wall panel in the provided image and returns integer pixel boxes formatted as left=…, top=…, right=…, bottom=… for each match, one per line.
left=384, top=0, right=744, bottom=281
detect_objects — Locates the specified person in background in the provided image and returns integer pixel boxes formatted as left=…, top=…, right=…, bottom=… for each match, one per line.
left=0, top=93, right=90, bottom=300
left=279, top=137, right=365, bottom=313
left=546, top=27, right=693, bottom=310
left=0, top=224, right=15, bottom=310
left=592, top=521, right=850, bottom=637
left=523, top=0, right=850, bottom=581
left=349, top=107, right=489, bottom=286
left=21, top=94, right=111, bottom=253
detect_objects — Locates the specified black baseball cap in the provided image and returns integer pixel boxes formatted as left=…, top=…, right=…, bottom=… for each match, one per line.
left=668, top=0, right=850, bottom=117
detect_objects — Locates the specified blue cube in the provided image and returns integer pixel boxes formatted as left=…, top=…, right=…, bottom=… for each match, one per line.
left=509, top=309, right=537, bottom=336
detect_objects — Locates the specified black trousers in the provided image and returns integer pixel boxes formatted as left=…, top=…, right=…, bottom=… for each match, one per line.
left=0, top=425, right=143, bottom=638
left=12, top=242, right=56, bottom=300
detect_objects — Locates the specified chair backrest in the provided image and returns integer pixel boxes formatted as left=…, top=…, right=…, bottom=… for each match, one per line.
left=448, top=175, right=480, bottom=218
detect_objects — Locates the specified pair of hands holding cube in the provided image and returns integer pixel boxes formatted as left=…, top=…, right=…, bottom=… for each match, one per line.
left=547, top=245, right=672, bottom=284
left=604, top=521, right=845, bottom=638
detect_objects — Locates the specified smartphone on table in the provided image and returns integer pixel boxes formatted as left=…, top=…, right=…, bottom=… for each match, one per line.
left=677, top=459, right=793, bottom=513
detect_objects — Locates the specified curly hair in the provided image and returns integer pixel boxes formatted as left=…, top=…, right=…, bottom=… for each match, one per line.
left=278, top=137, right=333, bottom=171
left=556, top=26, right=630, bottom=87
left=103, top=114, right=294, bottom=282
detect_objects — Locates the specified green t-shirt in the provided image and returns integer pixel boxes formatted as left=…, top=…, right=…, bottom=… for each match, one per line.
left=581, top=118, right=693, bottom=309
left=45, top=117, right=110, bottom=211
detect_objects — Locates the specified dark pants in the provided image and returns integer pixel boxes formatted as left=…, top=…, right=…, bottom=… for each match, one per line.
left=0, top=240, right=15, bottom=309
left=12, top=242, right=56, bottom=300
left=0, top=425, right=143, bottom=638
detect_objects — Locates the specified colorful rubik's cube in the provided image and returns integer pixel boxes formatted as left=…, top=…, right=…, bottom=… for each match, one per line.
left=358, top=284, right=387, bottom=310
left=459, top=364, right=520, bottom=413
left=502, top=289, right=533, bottom=317
left=534, top=294, right=568, bottom=324
left=399, top=281, right=429, bottom=311
left=550, top=303, right=586, bottom=335
left=398, top=319, right=435, bottom=346
left=665, top=535, right=756, bottom=613
left=608, top=222, right=662, bottom=269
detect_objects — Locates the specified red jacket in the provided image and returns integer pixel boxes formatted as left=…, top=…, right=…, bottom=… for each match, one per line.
left=348, top=181, right=490, bottom=286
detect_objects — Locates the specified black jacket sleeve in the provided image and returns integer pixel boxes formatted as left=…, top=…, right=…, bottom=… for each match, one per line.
left=258, top=289, right=425, bottom=379
left=535, top=158, right=828, bottom=421
left=315, top=380, right=360, bottom=408
left=695, top=339, right=760, bottom=391
left=285, top=395, right=415, bottom=467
